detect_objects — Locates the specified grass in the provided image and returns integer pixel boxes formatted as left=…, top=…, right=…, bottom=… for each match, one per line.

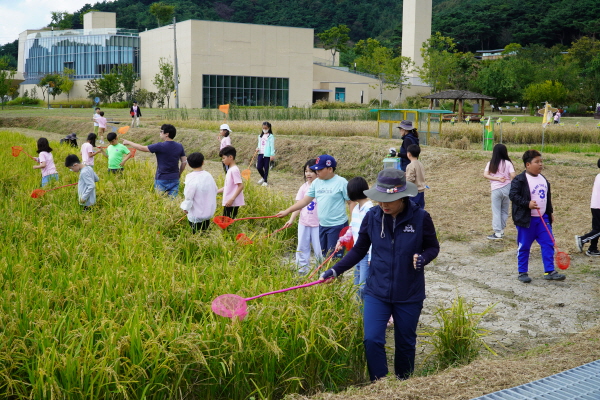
left=0, top=131, right=367, bottom=398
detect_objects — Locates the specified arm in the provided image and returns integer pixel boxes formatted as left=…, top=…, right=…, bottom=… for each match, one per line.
left=179, top=156, right=187, bottom=177
left=122, top=139, right=150, bottom=152
left=406, top=164, right=417, bottom=184
left=120, top=151, right=133, bottom=167
left=329, top=214, right=373, bottom=277
left=483, top=170, right=507, bottom=183
left=509, top=175, right=538, bottom=210
left=416, top=212, right=440, bottom=266
left=276, top=195, right=314, bottom=217
left=224, top=182, right=244, bottom=207
left=283, top=209, right=300, bottom=229
left=33, top=161, right=46, bottom=170
left=180, top=178, right=196, bottom=214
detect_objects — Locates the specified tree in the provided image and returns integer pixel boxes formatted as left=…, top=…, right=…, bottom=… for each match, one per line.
left=96, top=72, right=121, bottom=103
left=0, top=57, right=16, bottom=109
left=523, top=80, right=568, bottom=109
left=149, top=2, right=175, bottom=28
left=60, top=68, right=75, bottom=102
left=566, top=36, right=600, bottom=68
left=418, top=32, right=460, bottom=93
left=153, top=57, right=176, bottom=108
left=115, top=64, right=139, bottom=103
left=49, top=11, right=73, bottom=30
left=384, top=56, right=415, bottom=103
left=355, top=39, right=391, bottom=105
left=317, top=24, right=350, bottom=66
left=85, top=79, right=101, bottom=102
left=39, top=74, right=63, bottom=100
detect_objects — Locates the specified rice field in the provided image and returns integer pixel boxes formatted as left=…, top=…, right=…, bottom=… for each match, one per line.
left=0, top=131, right=366, bottom=399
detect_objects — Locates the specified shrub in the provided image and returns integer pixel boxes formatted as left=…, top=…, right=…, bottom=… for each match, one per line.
left=101, top=101, right=129, bottom=108
left=6, top=97, right=43, bottom=106
left=311, top=100, right=366, bottom=109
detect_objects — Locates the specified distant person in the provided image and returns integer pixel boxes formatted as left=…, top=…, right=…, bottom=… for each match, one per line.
left=33, top=137, right=58, bottom=187
left=65, top=154, right=99, bottom=210
left=484, top=144, right=515, bottom=240
left=283, top=159, right=321, bottom=276
left=81, top=133, right=101, bottom=168
left=575, top=159, right=600, bottom=256
left=130, top=101, right=142, bottom=128
left=553, top=111, right=561, bottom=124
left=405, top=144, right=426, bottom=208
left=397, top=120, right=419, bottom=171
left=100, top=132, right=132, bottom=173
left=217, top=145, right=245, bottom=219
left=180, top=152, right=218, bottom=233
left=97, top=111, right=107, bottom=143
left=92, top=107, right=101, bottom=135
left=256, top=121, right=275, bottom=187
left=319, top=168, right=440, bottom=382
left=123, top=124, right=187, bottom=197
left=219, top=123, right=232, bottom=173
left=509, top=149, right=565, bottom=283
left=276, top=154, right=349, bottom=259
left=498, top=106, right=503, bottom=114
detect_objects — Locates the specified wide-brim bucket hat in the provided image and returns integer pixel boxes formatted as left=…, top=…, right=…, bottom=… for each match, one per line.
left=364, top=169, right=418, bottom=202
left=397, top=120, right=414, bottom=130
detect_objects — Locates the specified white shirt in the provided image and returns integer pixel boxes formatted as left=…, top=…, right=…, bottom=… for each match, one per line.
left=180, top=171, right=218, bottom=223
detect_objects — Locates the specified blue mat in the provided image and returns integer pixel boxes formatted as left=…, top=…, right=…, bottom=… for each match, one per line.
left=472, top=360, right=600, bottom=399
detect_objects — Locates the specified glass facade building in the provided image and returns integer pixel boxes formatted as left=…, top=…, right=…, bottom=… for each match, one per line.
left=24, top=28, right=139, bottom=80
left=202, top=75, right=289, bottom=108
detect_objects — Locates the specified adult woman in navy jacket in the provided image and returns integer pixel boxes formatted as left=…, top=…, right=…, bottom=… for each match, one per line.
left=320, top=169, right=439, bottom=381
left=397, top=120, right=419, bottom=171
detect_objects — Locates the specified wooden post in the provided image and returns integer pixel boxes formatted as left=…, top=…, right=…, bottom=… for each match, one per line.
left=429, top=99, right=434, bottom=109
left=458, top=99, right=464, bottom=122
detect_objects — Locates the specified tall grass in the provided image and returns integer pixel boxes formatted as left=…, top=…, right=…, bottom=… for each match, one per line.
left=171, top=107, right=376, bottom=122
left=0, top=131, right=366, bottom=398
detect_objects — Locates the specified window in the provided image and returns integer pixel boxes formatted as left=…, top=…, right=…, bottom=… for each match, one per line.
left=335, top=87, right=346, bottom=102
left=202, top=74, right=290, bottom=108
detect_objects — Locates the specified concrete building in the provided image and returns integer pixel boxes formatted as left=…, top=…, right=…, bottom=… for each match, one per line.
left=17, top=11, right=431, bottom=107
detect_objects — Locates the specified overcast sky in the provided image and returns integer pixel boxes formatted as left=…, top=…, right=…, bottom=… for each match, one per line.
left=0, top=0, right=93, bottom=46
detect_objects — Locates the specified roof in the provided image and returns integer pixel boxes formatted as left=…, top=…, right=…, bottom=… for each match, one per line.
left=422, top=90, right=495, bottom=100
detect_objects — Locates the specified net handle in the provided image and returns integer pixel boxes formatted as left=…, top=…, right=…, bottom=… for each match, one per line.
left=235, top=215, right=278, bottom=222
left=245, top=280, right=323, bottom=301
left=536, top=209, right=556, bottom=247
left=307, top=251, right=336, bottom=280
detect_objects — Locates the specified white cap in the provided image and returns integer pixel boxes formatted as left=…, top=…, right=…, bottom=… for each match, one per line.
left=220, top=124, right=230, bottom=131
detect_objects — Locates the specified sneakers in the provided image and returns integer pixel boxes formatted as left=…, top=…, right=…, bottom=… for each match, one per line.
left=518, top=273, right=532, bottom=283
left=261, top=182, right=268, bottom=187
left=487, top=233, right=502, bottom=240
left=257, top=178, right=264, bottom=184
left=586, top=249, right=600, bottom=256
left=575, top=235, right=583, bottom=252
left=543, top=271, right=566, bottom=281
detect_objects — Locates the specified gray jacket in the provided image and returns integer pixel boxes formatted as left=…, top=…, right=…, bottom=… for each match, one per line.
left=79, top=166, right=99, bottom=206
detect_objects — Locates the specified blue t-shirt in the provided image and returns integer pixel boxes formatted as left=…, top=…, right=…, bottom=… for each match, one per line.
left=307, top=174, right=349, bottom=227
left=147, top=141, right=186, bottom=180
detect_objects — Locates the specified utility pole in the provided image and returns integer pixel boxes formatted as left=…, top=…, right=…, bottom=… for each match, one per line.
left=173, top=17, right=179, bottom=109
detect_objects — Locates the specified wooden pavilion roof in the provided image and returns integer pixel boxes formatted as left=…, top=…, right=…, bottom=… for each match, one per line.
left=422, top=90, right=495, bottom=100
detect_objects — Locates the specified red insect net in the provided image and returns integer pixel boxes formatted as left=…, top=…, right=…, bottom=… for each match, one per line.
left=211, top=294, right=248, bottom=320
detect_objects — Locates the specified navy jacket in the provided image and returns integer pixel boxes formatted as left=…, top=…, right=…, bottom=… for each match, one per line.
left=399, top=132, right=419, bottom=170
left=331, top=202, right=439, bottom=303
left=509, top=171, right=553, bottom=228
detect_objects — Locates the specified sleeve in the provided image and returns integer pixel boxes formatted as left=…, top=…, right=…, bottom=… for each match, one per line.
left=509, top=175, right=529, bottom=208
left=138, top=108, right=142, bottom=117
left=296, top=184, right=306, bottom=201
left=232, top=167, right=243, bottom=185
left=420, top=211, right=440, bottom=266
left=92, top=169, right=100, bottom=183
left=147, top=143, right=159, bottom=154
left=341, top=179, right=350, bottom=201
left=79, top=170, right=95, bottom=201
left=122, top=145, right=130, bottom=155
left=332, top=212, right=373, bottom=276
left=508, top=161, right=515, bottom=173
left=307, top=180, right=316, bottom=197
left=271, top=135, right=275, bottom=154
left=406, top=163, right=416, bottom=184
left=39, top=152, right=48, bottom=164
left=484, top=161, right=490, bottom=174
left=546, top=178, right=553, bottom=215
left=180, top=176, right=196, bottom=212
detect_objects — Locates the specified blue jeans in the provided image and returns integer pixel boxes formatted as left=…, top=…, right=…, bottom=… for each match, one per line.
left=41, top=173, right=59, bottom=187
left=319, top=222, right=348, bottom=259
left=516, top=215, right=555, bottom=274
left=353, top=255, right=369, bottom=298
left=413, top=192, right=425, bottom=209
left=154, top=179, right=180, bottom=197
left=363, top=295, right=423, bottom=381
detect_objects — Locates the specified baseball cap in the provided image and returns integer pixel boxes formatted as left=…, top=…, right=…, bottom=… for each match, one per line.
left=310, top=154, right=337, bottom=170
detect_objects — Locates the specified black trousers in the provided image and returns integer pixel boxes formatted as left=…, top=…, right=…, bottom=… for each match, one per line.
left=581, top=208, right=600, bottom=251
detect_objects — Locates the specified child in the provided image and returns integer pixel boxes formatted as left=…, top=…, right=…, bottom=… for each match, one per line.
left=509, top=150, right=565, bottom=283
left=219, top=124, right=232, bottom=173
left=97, top=111, right=107, bottom=142
left=130, top=101, right=141, bottom=128
left=337, top=176, right=373, bottom=296
left=284, top=159, right=321, bottom=275
left=256, top=121, right=275, bottom=187
left=483, top=143, right=515, bottom=240
left=180, top=152, right=218, bottom=233
left=277, top=154, right=349, bottom=259
left=575, top=159, right=600, bottom=256
left=100, top=132, right=132, bottom=173
left=81, top=133, right=101, bottom=168
left=33, top=137, right=58, bottom=187
left=65, top=154, right=99, bottom=210
left=217, top=145, right=245, bottom=219
left=405, top=144, right=426, bottom=209
left=92, top=107, right=100, bottom=135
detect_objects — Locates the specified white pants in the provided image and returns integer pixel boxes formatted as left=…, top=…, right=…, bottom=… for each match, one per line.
left=491, top=184, right=511, bottom=234
left=131, top=116, right=140, bottom=127
left=296, top=223, right=321, bottom=267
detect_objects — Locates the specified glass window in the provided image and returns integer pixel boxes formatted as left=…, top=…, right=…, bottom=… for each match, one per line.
left=200, top=74, right=290, bottom=108
left=224, top=75, right=230, bottom=87
left=217, top=75, right=224, bottom=87
left=210, top=75, right=217, bottom=87
left=203, top=75, right=210, bottom=87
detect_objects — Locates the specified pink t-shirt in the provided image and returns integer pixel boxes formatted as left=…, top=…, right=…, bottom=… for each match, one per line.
left=220, top=136, right=231, bottom=150
left=223, top=165, right=245, bottom=207
left=484, top=160, right=515, bottom=191
left=591, top=174, right=600, bottom=209
left=97, top=116, right=107, bottom=129
left=526, top=173, right=548, bottom=217
left=38, top=151, right=57, bottom=177
left=81, top=142, right=94, bottom=166
left=296, top=181, right=319, bottom=227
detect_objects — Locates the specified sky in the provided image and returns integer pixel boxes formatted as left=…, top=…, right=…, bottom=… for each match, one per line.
left=0, top=0, right=94, bottom=46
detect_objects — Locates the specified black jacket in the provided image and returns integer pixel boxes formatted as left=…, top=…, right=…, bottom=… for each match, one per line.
left=130, top=106, right=142, bottom=117
left=331, top=202, right=439, bottom=303
left=399, top=132, right=419, bottom=170
left=509, top=171, right=553, bottom=228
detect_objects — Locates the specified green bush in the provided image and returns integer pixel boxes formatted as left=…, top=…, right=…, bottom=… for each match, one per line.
left=101, top=101, right=130, bottom=108
left=311, top=100, right=367, bottom=109
left=6, top=97, right=43, bottom=106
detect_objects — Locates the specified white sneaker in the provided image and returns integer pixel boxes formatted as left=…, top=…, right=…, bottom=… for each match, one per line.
left=257, top=178, right=264, bottom=184
left=261, top=182, right=268, bottom=187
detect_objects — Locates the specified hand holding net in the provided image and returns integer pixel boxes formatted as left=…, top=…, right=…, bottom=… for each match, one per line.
left=537, top=209, right=570, bottom=270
